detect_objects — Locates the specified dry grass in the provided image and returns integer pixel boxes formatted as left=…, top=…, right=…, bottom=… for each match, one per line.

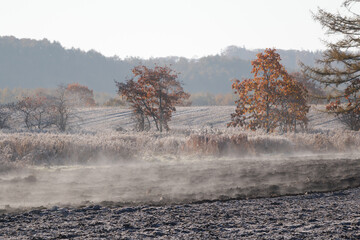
left=1, top=127, right=360, bottom=167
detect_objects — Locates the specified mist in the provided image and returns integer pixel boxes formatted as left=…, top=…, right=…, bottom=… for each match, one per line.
left=1, top=152, right=360, bottom=210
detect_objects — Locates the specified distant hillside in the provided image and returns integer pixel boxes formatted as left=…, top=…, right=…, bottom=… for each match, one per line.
left=0, top=36, right=321, bottom=94
left=221, top=46, right=322, bottom=72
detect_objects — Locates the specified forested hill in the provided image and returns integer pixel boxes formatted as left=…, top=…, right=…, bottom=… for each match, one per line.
left=0, top=36, right=322, bottom=94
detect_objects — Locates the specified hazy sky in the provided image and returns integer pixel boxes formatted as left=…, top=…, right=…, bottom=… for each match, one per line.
left=0, top=0, right=345, bottom=59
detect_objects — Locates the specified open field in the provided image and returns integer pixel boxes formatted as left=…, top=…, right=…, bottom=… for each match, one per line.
left=75, top=106, right=342, bottom=132
left=1, top=106, right=360, bottom=238
left=1, top=106, right=360, bottom=207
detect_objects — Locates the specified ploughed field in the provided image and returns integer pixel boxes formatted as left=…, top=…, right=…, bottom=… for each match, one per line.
left=75, top=106, right=340, bottom=132
left=1, top=185, right=360, bottom=239
left=1, top=106, right=360, bottom=238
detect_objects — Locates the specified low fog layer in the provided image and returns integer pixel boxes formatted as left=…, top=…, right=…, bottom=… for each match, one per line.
left=1, top=153, right=360, bottom=209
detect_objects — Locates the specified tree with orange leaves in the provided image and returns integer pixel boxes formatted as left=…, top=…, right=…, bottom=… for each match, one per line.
left=116, top=65, right=190, bottom=132
left=228, top=49, right=309, bottom=133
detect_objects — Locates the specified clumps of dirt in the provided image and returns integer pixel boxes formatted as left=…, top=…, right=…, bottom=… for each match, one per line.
left=1, top=188, right=360, bottom=239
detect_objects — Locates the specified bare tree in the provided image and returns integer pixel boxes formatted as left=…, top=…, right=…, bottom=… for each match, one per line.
left=16, top=94, right=54, bottom=130
left=15, top=86, right=79, bottom=132
left=0, top=103, right=14, bottom=129
left=48, top=85, right=81, bottom=132
left=51, top=85, right=73, bottom=132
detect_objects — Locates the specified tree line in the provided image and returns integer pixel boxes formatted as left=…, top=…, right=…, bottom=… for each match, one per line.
left=0, top=36, right=321, bottom=94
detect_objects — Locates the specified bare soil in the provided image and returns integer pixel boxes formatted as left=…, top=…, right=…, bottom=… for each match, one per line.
left=1, top=187, right=360, bottom=239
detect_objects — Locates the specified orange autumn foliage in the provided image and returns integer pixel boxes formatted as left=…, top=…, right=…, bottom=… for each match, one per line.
left=116, top=65, right=190, bottom=132
left=228, top=48, right=309, bottom=133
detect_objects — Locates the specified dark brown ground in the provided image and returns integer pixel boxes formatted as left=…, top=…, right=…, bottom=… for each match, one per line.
left=1, top=187, right=360, bottom=239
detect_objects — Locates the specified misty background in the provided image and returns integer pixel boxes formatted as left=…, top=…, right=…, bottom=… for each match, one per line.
left=0, top=36, right=321, bottom=97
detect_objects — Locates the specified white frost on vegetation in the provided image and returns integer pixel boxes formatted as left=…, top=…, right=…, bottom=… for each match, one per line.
left=0, top=106, right=359, bottom=166
left=1, top=106, right=360, bottom=209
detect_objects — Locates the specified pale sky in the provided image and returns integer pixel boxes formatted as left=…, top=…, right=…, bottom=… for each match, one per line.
left=0, top=0, right=345, bottom=59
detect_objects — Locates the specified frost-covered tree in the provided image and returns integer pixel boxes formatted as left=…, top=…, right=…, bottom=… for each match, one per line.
left=16, top=94, right=54, bottom=130
left=52, top=85, right=77, bottom=132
